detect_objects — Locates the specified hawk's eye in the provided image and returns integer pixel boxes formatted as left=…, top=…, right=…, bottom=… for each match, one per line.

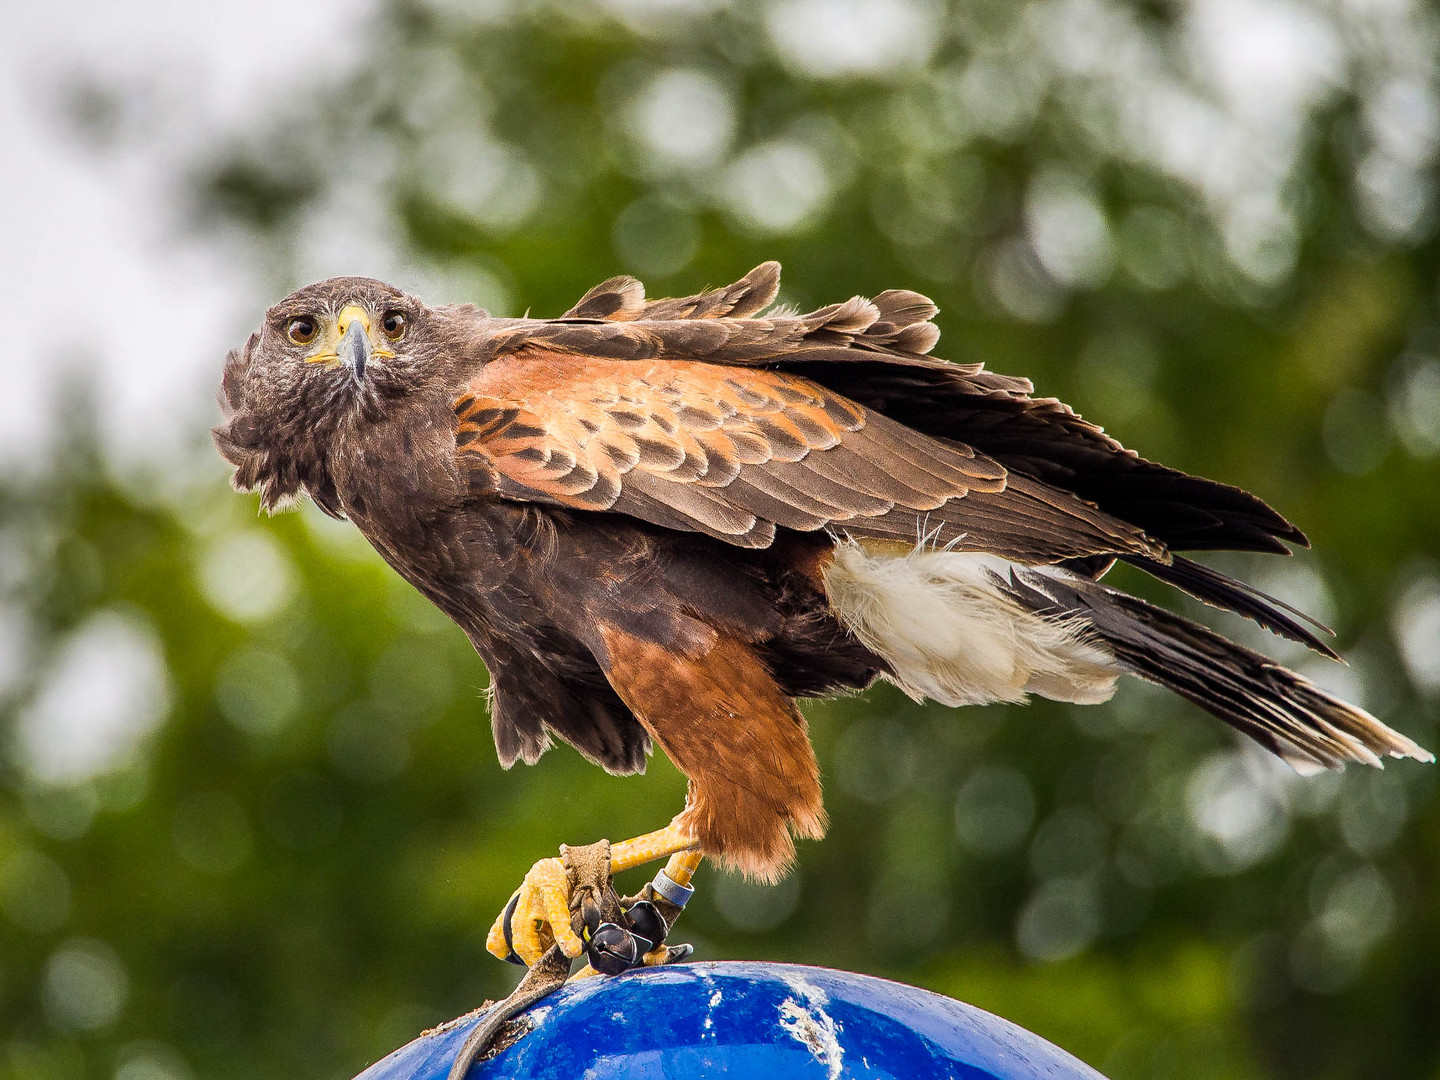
left=287, top=317, right=319, bottom=345
left=381, top=310, right=407, bottom=340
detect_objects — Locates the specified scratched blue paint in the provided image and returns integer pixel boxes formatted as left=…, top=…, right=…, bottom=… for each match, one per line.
left=353, top=962, right=1109, bottom=1080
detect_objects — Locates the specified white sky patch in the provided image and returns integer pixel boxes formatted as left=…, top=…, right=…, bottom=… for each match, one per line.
left=0, top=0, right=373, bottom=473
left=13, top=610, right=170, bottom=784
left=767, top=0, right=939, bottom=80
left=292, top=164, right=414, bottom=286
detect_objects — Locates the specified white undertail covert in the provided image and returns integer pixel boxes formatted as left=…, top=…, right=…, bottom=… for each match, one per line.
left=822, top=537, right=1120, bottom=708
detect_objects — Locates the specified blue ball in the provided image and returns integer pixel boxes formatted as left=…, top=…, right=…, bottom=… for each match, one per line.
left=355, top=962, right=1107, bottom=1080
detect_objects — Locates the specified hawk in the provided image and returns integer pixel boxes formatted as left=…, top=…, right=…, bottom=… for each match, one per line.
left=215, top=262, right=1431, bottom=968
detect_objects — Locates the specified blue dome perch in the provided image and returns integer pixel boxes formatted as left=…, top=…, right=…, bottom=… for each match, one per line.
left=355, top=962, right=1108, bottom=1080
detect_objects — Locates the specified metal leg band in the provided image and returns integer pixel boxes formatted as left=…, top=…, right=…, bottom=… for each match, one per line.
left=650, top=868, right=695, bottom=908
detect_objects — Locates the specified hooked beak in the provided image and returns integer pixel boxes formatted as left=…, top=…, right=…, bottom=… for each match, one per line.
left=336, top=305, right=370, bottom=382
left=341, top=321, right=369, bottom=382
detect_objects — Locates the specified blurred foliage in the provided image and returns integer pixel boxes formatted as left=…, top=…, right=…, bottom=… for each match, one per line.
left=4, top=1, right=1440, bottom=1078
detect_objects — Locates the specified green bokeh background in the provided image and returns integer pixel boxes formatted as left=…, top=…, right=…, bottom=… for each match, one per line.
left=4, top=2, right=1440, bottom=1078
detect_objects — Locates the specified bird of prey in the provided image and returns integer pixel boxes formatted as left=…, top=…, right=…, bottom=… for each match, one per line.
left=215, top=262, right=1432, bottom=969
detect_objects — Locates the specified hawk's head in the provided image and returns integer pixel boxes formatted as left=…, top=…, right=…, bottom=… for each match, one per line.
left=214, top=277, right=446, bottom=514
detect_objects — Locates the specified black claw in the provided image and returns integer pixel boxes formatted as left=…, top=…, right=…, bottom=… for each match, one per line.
left=500, top=892, right=526, bottom=966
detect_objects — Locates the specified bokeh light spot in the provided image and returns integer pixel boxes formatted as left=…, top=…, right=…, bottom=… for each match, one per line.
left=613, top=199, right=701, bottom=278
left=0, top=848, right=72, bottom=934
left=1336, top=767, right=1410, bottom=856
left=1186, top=751, right=1290, bottom=871
left=1029, top=807, right=1109, bottom=880
left=14, top=610, right=170, bottom=784
left=214, top=646, right=301, bottom=738
left=954, top=766, right=1036, bottom=856
left=327, top=704, right=410, bottom=783
left=114, top=1040, right=195, bottom=1080
left=1390, top=359, right=1440, bottom=458
left=1392, top=574, right=1440, bottom=693
left=625, top=69, right=736, bottom=171
left=767, top=0, right=939, bottom=80
left=40, top=938, right=128, bottom=1032
left=198, top=531, right=295, bottom=624
left=713, top=870, right=801, bottom=933
left=834, top=717, right=918, bottom=804
left=721, top=139, right=832, bottom=233
left=172, top=792, right=255, bottom=876
left=1016, top=875, right=1102, bottom=963
left=1322, top=389, right=1392, bottom=476
left=1025, top=167, right=1114, bottom=289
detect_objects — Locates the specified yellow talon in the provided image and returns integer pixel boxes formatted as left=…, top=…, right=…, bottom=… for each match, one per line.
left=486, top=856, right=584, bottom=965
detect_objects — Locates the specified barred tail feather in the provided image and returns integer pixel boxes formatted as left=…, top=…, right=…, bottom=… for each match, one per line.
left=998, top=568, right=1434, bottom=774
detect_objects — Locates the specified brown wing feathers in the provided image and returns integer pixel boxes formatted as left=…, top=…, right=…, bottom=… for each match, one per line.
left=462, top=263, right=1331, bottom=650
left=455, top=350, right=1163, bottom=563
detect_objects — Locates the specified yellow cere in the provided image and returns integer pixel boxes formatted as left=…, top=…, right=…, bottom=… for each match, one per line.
left=336, top=304, right=370, bottom=336
left=334, top=303, right=397, bottom=360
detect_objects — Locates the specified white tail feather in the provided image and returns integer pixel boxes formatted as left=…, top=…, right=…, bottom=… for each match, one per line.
left=822, top=538, right=1119, bottom=708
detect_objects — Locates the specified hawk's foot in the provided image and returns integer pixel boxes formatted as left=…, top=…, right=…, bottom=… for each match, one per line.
left=485, top=821, right=700, bottom=971
left=487, top=856, right=582, bottom=967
